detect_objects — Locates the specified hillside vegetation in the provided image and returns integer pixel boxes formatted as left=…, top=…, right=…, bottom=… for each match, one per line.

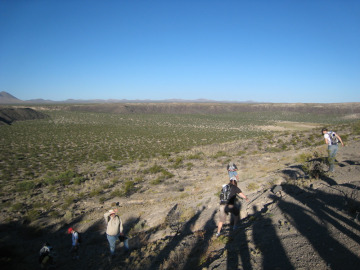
left=0, top=103, right=359, bottom=270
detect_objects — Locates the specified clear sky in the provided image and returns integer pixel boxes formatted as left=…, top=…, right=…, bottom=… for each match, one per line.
left=1, top=0, right=359, bottom=103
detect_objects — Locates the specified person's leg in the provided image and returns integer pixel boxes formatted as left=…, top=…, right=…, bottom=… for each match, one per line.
left=217, top=222, right=223, bottom=234
left=107, top=234, right=117, bottom=255
left=328, top=145, right=338, bottom=172
left=217, top=205, right=227, bottom=236
left=228, top=205, right=240, bottom=229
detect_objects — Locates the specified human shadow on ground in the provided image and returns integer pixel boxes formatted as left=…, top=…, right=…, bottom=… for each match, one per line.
left=182, top=210, right=216, bottom=270
left=224, top=202, right=252, bottom=270
left=148, top=206, right=203, bottom=270
left=271, top=184, right=360, bottom=270
left=251, top=205, right=294, bottom=270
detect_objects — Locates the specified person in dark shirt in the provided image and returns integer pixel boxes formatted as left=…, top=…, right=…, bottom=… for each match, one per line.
left=216, top=177, right=249, bottom=237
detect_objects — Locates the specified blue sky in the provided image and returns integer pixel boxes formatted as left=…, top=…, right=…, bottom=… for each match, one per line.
left=1, top=0, right=359, bottom=103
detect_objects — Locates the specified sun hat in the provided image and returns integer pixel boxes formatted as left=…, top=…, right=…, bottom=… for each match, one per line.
left=109, top=209, right=116, bottom=214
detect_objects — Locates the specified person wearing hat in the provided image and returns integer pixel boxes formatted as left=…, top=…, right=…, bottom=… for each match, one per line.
left=104, top=208, right=128, bottom=257
left=67, top=227, right=79, bottom=260
left=216, top=177, right=248, bottom=237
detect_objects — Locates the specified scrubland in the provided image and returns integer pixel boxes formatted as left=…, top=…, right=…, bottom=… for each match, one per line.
left=0, top=103, right=360, bottom=270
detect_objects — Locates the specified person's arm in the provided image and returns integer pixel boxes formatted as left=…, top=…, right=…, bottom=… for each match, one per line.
left=119, top=216, right=124, bottom=235
left=104, top=212, right=110, bottom=223
left=238, top=192, right=249, bottom=201
left=324, top=134, right=330, bottom=145
left=335, top=134, right=344, bottom=146
left=74, top=232, right=79, bottom=245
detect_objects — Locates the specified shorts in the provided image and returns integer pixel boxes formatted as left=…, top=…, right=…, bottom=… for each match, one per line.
left=219, top=204, right=239, bottom=223
left=228, top=171, right=238, bottom=178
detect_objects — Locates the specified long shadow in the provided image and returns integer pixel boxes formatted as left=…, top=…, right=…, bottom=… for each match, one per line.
left=0, top=207, right=143, bottom=270
left=182, top=210, right=216, bottom=270
left=223, top=202, right=252, bottom=270
left=252, top=205, right=294, bottom=270
left=296, top=186, right=360, bottom=240
left=272, top=184, right=360, bottom=269
left=148, top=206, right=202, bottom=270
left=343, top=160, right=360, bottom=165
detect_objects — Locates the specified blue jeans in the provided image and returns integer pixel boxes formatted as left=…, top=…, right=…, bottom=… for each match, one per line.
left=106, top=234, right=119, bottom=255
left=328, top=144, right=338, bottom=171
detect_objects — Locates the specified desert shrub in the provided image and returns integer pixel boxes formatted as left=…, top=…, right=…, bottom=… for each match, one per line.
left=11, top=202, right=23, bottom=212
left=145, top=164, right=164, bottom=174
left=301, top=152, right=327, bottom=180
left=187, top=152, right=204, bottom=160
left=16, top=181, right=35, bottom=192
left=58, top=170, right=76, bottom=186
left=170, top=156, right=184, bottom=169
left=280, top=144, right=288, bottom=150
left=237, top=150, right=246, bottom=156
left=295, top=153, right=312, bottom=164
left=62, top=196, right=75, bottom=209
left=151, top=176, right=164, bottom=185
left=26, top=209, right=40, bottom=222
left=352, top=121, right=360, bottom=134
left=247, top=183, right=260, bottom=191
left=110, top=189, right=123, bottom=197
left=212, top=151, right=227, bottom=158
left=49, top=210, right=61, bottom=218
left=99, top=196, right=107, bottom=204
left=186, top=162, right=194, bottom=171
left=106, top=164, right=118, bottom=171
left=266, top=147, right=282, bottom=153
left=123, top=180, right=137, bottom=196
left=43, top=173, right=57, bottom=186
left=134, top=176, right=144, bottom=183
left=73, top=176, right=86, bottom=185
left=89, top=188, right=102, bottom=197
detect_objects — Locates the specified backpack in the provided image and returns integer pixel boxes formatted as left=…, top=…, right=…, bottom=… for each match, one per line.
left=220, top=184, right=231, bottom=204
left=328, top=131, right=338, bottom=145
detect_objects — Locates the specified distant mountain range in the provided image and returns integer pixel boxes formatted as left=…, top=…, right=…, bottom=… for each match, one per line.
left=0, top=91, right=256, bottom=104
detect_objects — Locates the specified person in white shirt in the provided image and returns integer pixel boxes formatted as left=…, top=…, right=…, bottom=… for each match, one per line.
left=322, top=128, right=344, bottom=172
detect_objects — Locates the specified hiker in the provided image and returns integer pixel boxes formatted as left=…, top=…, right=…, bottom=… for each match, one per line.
left=216, top=177, right=249, bottom=237
left=39, top=242, right=54, bottom=269
left=67, top=227, right=80, bottom=260
left=321, top=128, right=344, bottom=172
left=104, top=208, right=129, bottom=257
left=227, top=162, right=239, bottom=180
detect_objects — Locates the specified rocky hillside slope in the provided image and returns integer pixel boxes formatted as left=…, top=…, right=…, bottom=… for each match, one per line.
left=1, top=125, right=359, bottom=270
left=0, top=107, right=49, bottom=125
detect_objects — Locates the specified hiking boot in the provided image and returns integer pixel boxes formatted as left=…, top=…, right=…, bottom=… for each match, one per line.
left=216, top=232, right=220, bottom=237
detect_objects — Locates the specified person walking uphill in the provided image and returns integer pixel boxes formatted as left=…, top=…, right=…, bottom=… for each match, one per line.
left=104, top=208, right=129, bottom=257
left=67, top=227, right=80, bottom=260
left=216, top=177, right=249, bottom=237
left=322, top=128, right=344, bottom=172
left=227, top=162, right=239, bottom=180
